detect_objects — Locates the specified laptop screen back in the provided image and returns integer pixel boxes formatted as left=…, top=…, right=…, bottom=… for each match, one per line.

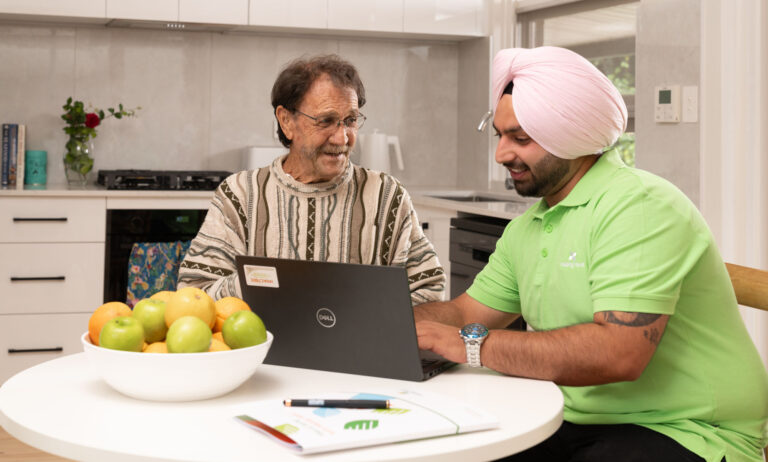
left=235, top=256, right=427, bottom=381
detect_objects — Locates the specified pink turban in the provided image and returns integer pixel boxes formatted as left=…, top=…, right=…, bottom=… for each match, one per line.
left=492, top=47, right=627, bottom=159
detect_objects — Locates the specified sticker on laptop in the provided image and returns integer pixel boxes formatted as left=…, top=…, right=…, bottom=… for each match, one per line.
left=244, top=265, right=279, bottom=288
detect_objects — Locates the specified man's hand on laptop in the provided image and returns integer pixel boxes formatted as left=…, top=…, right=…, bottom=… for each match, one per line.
left=416, top=321, right=467, bottom=365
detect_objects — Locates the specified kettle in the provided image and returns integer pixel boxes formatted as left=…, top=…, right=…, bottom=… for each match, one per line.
left=241, top=146, right=287, bottom=170
left=358, top=129, right=404, bottom=174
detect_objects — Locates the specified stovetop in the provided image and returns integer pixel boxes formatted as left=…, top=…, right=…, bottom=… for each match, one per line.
left=97, top=170, right=232, bottom=190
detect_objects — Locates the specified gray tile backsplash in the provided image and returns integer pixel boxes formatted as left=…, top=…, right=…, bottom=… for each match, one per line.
left=0, top=23, right=487, bottom=188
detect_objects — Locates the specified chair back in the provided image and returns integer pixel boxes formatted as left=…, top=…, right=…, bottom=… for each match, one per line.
left=725, top=263, right=768, bottom=311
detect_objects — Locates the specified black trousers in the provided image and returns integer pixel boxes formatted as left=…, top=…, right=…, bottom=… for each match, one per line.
left=497, top=422, right=712, bottom=462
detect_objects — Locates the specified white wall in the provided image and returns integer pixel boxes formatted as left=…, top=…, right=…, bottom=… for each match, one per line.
left=0, top=24, right=464, bottom=188
left=700, top=0, right=768, bottom=366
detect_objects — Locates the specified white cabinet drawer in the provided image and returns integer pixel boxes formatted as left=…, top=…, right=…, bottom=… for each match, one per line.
left=0, top=312, right=90, bottom=384
left=0, top=197, right=106, bottom=243
left=0, top=243, right=105, bottom=314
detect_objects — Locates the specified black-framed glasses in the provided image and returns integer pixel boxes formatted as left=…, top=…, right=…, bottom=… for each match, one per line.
left=294, top=109, right=366, bottom=131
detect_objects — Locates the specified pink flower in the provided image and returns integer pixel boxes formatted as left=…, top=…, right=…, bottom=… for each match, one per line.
left=85, top=112, right=101, bottom=128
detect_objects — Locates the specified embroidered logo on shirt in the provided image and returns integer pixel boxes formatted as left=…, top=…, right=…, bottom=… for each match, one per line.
left=560, top=251, right=585, bottom=269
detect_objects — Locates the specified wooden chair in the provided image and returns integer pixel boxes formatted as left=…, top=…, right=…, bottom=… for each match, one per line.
left=724, top=262, right=768, bottom=460
left=725, top=263, right=768, bottom=312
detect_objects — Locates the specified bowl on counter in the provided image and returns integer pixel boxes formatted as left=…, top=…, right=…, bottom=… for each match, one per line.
left=81, top=331, right=273, bottom=402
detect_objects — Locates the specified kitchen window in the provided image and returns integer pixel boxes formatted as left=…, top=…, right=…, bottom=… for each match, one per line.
left=516, top=0, right=638, bottom=166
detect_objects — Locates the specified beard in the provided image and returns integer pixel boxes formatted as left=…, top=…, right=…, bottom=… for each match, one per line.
left=506, top=153, right=571, bottom=198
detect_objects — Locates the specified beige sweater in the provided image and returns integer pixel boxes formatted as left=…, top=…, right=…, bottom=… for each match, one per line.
left=178, top=156, right=446, bottom=304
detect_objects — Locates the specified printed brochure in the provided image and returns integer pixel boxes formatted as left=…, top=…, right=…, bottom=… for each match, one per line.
left=234, top=389, right=499, bottom=454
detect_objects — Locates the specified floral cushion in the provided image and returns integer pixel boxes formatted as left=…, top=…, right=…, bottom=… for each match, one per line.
left=126, top=241, right=191, bottom=308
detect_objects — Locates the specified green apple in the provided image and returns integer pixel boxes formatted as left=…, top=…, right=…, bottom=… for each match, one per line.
left=222, top=310, right=267, bottom=349
left=166, top=316, right=212, bottom=353
left=132, top=298, right=168, bottom=343
left=99, top=316, right=145, bottom=352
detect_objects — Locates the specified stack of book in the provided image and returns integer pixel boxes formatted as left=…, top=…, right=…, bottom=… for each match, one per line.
left=1, top=123, right=27, bottom=190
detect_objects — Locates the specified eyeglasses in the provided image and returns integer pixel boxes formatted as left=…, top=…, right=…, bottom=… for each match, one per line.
left=294, top=109, right=366, bottom=131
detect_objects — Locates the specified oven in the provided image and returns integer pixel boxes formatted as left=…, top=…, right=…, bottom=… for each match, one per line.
left=449, top=215, right=525, bottom=330
left=99, top=169, right=228, bottom=304
left=103, top=209, right=207, bottom=303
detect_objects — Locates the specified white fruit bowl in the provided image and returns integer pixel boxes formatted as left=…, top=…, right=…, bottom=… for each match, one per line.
left=81, top=331, right=273, bottom=402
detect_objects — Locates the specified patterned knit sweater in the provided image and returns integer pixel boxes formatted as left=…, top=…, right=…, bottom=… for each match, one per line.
left=178, top=155, right=446, bottom=305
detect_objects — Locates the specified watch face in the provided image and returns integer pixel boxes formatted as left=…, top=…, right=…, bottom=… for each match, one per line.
left=461, top=323, right=488, bottom=339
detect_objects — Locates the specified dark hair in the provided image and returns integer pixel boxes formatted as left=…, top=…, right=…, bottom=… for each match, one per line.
left=271, top=54, right=366, bottom=147
left=503, top=80, right=514, bottom=95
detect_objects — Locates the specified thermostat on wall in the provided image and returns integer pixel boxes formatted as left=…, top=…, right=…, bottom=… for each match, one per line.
left=654, top=85, right=680, bottom=123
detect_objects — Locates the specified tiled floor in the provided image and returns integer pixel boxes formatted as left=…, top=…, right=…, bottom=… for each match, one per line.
left=0, top=427, right=72, bottom=461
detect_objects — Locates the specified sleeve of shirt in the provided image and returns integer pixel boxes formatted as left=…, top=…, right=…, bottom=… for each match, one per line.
left=466, top=221, right=522, bottom=314
left=390, top=188, right=447, bottom=305
left=177, top=173, right=248, bottom=300
left=588, top=177, right=711, bottom=315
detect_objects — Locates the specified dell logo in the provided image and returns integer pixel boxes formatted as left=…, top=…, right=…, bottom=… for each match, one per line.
left=316, top=308, right=336, bottom=328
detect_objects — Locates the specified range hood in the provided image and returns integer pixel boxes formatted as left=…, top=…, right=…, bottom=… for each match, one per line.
left=105, top=18, right=236, bottom=33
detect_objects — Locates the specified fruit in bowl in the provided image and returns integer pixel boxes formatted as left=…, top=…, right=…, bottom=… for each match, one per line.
left=82, top=290, right=272, bottom=401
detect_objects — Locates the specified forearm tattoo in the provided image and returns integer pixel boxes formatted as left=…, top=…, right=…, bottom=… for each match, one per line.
left=600, top=311, right=663, bottom=346
left=600, top=311, right=661, bottom=327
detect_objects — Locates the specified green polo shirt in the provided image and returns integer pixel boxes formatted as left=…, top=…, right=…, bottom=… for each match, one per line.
left=468, top=151, right=768, bottom=462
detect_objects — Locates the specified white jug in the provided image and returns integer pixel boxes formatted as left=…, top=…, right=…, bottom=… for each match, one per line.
left=241, top=146, right=287, bottom=170
left=358, top=130, right=404, bottom=174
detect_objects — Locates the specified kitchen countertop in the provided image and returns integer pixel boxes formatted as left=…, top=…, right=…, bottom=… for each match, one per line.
left=0, top=183, right=215, bottom=199
left=0, top=184, right=217, bottom=210
left=1, top=185, right=539, bottom=220
left=409, top=188, right=537, bottom=221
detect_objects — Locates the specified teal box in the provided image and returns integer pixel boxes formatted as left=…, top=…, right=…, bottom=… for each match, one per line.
left=24, top=150, right=47, bottom=186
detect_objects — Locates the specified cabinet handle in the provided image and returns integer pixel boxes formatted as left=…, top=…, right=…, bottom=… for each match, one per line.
left=10, top=276, right=66, bottom=282
left=13, top=217, right=68, bottom=222
left=8, top=347, right=64, bottom=354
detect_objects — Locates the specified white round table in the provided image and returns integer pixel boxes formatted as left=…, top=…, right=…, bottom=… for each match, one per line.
left=0, top=353, right=563, bottom=462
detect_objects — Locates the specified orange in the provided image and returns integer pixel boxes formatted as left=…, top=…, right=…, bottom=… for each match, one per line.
left=144, top=342, right=168, bottom=353
left=212, top=331, right=224, bottom=343
left=88, top=301, right=131, bottom=346
left=213, top=297, right=251, bottom=332
left=165, top=287, right=216, bottom=329
left=150, top=290, right=174, bottom=303
left=208, top=338, right=231, bottom=352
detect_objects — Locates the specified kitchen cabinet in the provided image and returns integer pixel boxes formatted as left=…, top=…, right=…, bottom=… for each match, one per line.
left=328, top=0, right=404, bottom=33
left=413, top=204, right=456, bottom=300
left=0, top=0, right=105, bottom=19
left=106, top=0, right=177, bottom=22
left=0, top=0, right=105, bottom=20
left=0, top=197, right=105, bottom=384
left=404, top=0, right=486, bottom=36
left=249, top=0, right=327, bottom=29
left=0, top=0, right=488, bottom=39
left=180, top=0, right=248, bottom=25
left=106, top=0, right=248, bottom=25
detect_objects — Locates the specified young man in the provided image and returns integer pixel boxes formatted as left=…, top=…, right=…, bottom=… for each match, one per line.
left=415, top=47, right=767, bottom=462
left=178, top=54, right=445, bottom=305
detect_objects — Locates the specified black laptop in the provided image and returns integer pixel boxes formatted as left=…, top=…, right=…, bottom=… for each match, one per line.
left=235, top=256, right=454, bottom=381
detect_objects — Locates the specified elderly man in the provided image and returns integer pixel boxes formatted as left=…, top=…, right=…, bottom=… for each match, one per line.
left=179, top=54, right=445, bottom=304
left=415, top=47, right=767, bottom=462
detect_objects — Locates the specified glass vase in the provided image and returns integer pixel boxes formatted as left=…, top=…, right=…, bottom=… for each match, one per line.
left=63, top=136, right=94, bottom=187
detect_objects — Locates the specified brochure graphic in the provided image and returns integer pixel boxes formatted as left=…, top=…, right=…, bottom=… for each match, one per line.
left=234, top=390, right=499, bottom=454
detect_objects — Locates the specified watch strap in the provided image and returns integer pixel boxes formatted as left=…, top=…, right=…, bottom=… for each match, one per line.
left=465, top=338, right=483, bottom=367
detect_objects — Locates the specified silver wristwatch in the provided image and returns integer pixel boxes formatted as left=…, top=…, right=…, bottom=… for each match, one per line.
left=459, top=323, right=489, bottom=368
